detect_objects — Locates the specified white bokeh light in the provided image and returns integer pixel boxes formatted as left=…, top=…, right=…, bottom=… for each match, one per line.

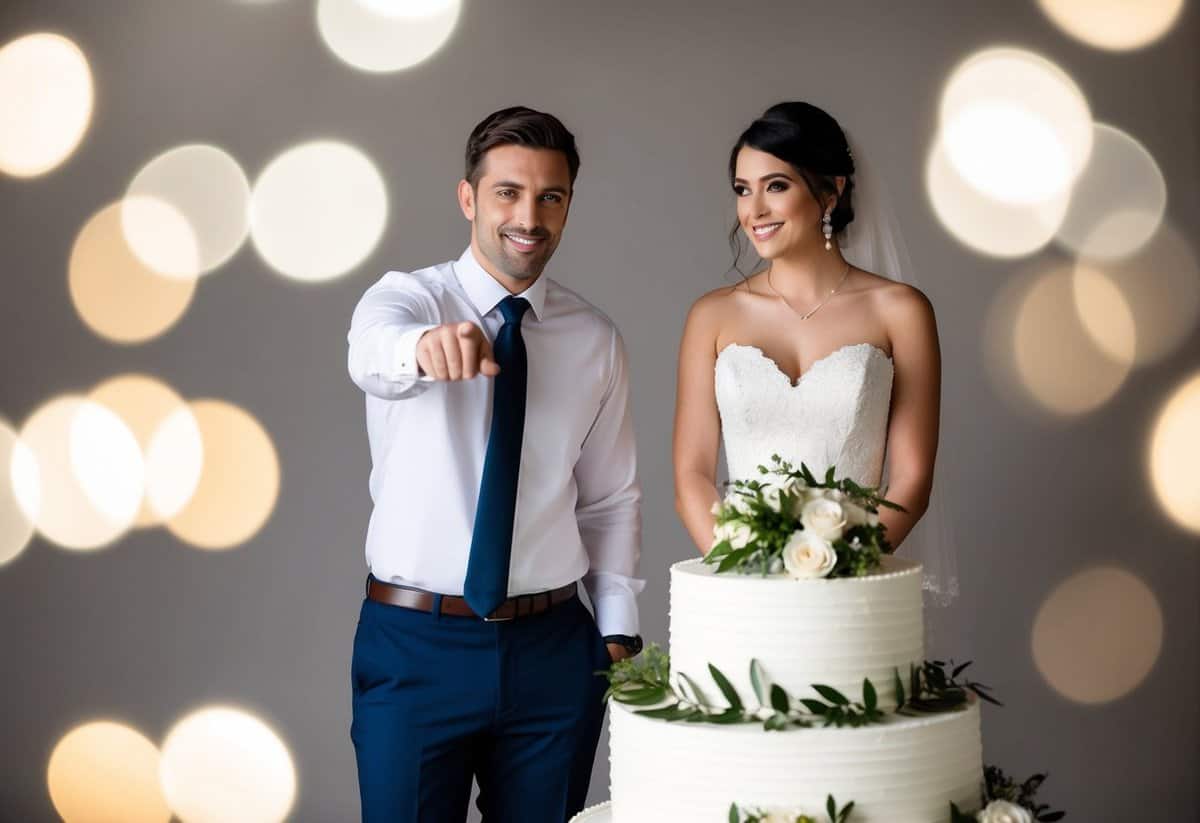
left=925, top=136, right=1069, bottom=258
left=317, top=0, right=462, bottom=73
left=1, top=420, right=37, bottom=566
left=1056, top=123, right=1167, bottom=262
left=250, top=140, right=388, bottom=282
left=17, top=396, right=144, bottom=551
left=939, top=47, right=1092, bottom=205
left=1037, top=0, right=1186, bottom=51
left=0, top=32, right=94, bottom=177
left=160, top=706, right=296, bottom=823
left=124, top=144, right=252, bottom=279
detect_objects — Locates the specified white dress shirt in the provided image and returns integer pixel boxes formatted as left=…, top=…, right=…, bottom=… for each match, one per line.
left=347, top=247, right=644, bottom=635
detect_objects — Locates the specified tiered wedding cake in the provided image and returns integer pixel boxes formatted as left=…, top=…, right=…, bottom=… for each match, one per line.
left=573, top=555, right=983, bottom=822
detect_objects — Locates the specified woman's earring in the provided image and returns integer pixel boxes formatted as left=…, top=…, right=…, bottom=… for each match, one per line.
left=823, top=211, right=833, bottom=251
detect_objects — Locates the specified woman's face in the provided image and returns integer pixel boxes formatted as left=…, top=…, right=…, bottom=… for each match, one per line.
left=733, top=146, right=828, bottom=260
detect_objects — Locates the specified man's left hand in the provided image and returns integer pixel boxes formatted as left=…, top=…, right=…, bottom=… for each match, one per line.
left=607, top=642, right=634, bottom=663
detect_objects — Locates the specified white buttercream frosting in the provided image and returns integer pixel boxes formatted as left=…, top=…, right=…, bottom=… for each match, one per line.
left=670, top=555, right=924, bottom=711
left=609, top=700, right=983, bottom=822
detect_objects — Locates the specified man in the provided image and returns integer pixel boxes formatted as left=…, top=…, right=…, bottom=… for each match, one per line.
left=346, top=106, right=644, bottom=822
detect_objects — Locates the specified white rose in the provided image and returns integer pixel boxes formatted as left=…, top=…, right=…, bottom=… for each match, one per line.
left=976, top=800, right=1033, bottom=823
left=800, top=497, right=847, bottom=541
left=762, top=478, right=802, bottom=514
left=712, top=520, right=755, bottom=551
left=781, top=530, right=838, bottom=579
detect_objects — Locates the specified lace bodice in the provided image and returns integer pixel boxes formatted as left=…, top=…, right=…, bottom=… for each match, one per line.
left=715, top=342, right=895, bottom=485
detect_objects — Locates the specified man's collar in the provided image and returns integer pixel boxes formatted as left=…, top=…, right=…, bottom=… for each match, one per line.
left=453, top=246, right=547, bottom=321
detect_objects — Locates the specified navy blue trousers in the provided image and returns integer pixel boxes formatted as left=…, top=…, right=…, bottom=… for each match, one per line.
left=350, top=587, right=611, bottom=822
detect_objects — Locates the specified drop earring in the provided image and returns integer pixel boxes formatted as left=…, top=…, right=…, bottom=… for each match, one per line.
left=823, top=211, right=833, bottom=251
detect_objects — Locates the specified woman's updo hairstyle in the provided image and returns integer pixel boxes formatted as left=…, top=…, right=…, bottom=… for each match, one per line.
left=729, top=102, right=856, bottom=233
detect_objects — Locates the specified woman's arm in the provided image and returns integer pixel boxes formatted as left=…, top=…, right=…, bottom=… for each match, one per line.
left=673, top=293, right=725, bottom=555
left=880, top=284, right=942, bottom=550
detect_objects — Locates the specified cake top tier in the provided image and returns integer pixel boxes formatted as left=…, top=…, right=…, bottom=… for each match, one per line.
left=671, top=554, right=922, bottom=586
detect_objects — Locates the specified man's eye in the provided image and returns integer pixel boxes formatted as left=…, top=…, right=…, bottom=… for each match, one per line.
left=497, top=190, right=516, bottom=198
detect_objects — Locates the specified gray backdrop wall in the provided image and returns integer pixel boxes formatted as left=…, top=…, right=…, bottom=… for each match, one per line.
left=1, top=1, right=1196, bottom=820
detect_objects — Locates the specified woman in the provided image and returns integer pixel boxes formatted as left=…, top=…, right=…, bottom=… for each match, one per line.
left=673, top=102, right=941, bottom=558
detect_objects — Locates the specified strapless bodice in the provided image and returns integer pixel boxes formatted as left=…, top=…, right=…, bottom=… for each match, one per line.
left=715, top=342, right=895, bottom=485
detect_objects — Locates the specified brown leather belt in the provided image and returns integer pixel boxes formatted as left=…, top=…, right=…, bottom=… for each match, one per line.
left=366, top=576, right=578, bottom=622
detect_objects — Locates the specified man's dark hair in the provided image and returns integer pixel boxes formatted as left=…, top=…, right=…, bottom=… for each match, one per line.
left=464, top=106, right=580, bottom=190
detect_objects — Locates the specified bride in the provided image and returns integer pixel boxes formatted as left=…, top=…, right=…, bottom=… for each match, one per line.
left=673, top=101, right=942, bottom=560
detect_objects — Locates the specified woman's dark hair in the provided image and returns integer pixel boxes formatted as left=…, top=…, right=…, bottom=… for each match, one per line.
left=464, top=106, right=580, bottom=190
left=727, top=102, right=856, bottom=275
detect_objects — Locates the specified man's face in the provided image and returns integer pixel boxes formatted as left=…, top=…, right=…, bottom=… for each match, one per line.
left=459, top=144, right=572, bottom=286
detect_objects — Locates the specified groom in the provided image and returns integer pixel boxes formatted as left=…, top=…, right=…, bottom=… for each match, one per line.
left=346, top=106, right=644, bottom=822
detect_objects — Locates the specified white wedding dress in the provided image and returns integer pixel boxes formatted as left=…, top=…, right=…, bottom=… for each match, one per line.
left=715, top=341, right=894, bottom=486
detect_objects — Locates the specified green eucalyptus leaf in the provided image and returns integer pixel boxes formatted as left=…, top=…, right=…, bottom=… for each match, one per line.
left=812, top=684, right=850, bottom=706
left=770, top=683, right=791, bottom=714
left=708, top=664, right=744, bottom=712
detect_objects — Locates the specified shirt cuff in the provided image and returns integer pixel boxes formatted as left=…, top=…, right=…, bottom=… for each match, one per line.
left=392, top=324, right=437, bottom=379
left=590, top=587, right=641, bottom=637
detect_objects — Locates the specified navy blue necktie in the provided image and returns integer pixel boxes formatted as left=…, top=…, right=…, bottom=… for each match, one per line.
left=464, top=295, right=530, bottom=618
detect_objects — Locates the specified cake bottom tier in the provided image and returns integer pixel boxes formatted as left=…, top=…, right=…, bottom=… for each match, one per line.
left=607, top=700, right=983, bottom=822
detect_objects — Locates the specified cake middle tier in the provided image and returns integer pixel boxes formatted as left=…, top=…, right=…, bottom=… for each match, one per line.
left=669, top=556, right=924, bottom=711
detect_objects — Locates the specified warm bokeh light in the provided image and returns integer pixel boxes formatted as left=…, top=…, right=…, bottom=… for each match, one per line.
left=1033, top=567, right=1163, bottom=704
left=249, top=140, right=387, bottom=282
left=88, top=375, right=203, bottom=527
left=1, top=420, right=37, bottom=566
left=69, top=202, right=198, bottom=344
left=1013, top=266, right=1134, bottom=416
left=47, top=720, right=171, bottom=823
left=1037, top=0, right=1186, bottom=51
left=316, top=0, right=462, bottom=73
left=159, top=706, right=296, bottom=823
left=1056, top=124, right=1167, bottom=262
left=124, top=144, right=251, bottom=279
left=939, top=47, right=1092, bottom=205
left=16, top=396, right=144, bottom=551
left=1073, top=222, right=1200, bottom=366
left=165, top=400, right=279, bottom=550
left=925, top=136, right=1068, bottom=258
left=1149, top=373, right=1200, bottom=534
left=1071, top=264, right=1139, bottom=365
left=0, top=33, right=93, bottom=177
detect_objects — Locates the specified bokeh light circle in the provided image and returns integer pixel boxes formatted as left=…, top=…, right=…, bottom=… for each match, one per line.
left=939, top=47, right=1092, bottom=205
left=1149, top=373, right=1200, bottom=534
left=1014, top=266, right=1134, bottom=416
left=316, top=0, right=462, bottom=73
left=1037, top=0, right=1186, bottom=51
left=1072, top=222, right=1200, bottom=367
left=1033, top=567, right=1163, bottom=704
left=250, top=140, right=387, bottom=282
left=159, top=706, right=296, bottom=823
left=165, top=400, right=279, bottom=550
left=16, top=396, right=144, bottom=550
left=1, top=420, right=37, bottom=566
left=47, top=720, right=171, bottom=823
left=69, top=202, right=198, bottom=344
left=124, top=144, right=251, bottom=279
left=1057, top=123, right=1167, bottom=262
left=926, top=137, right=1069, bottom=258
left=88, top=375, right=203, bottom=527
left=0, top=32, right=94, bottom=177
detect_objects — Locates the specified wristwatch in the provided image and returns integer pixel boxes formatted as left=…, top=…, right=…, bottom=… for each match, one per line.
left=602, top=634, right=644, bottom=656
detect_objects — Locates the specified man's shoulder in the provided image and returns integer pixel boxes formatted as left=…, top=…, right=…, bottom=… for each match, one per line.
left=371, top=259, right=457, bottom=297
left=545, top=278, right=619, bottom=336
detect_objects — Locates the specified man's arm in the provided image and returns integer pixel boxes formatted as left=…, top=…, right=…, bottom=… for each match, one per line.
left=576, top=328, right=645, bottom=651
left=347, top=272, right=440, bottom=400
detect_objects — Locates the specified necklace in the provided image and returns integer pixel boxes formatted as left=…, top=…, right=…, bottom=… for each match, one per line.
left=766, top=262, right=852, bottom=320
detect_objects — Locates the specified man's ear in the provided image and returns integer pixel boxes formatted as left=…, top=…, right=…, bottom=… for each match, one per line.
left=457, top=178, right=475, bottom=221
